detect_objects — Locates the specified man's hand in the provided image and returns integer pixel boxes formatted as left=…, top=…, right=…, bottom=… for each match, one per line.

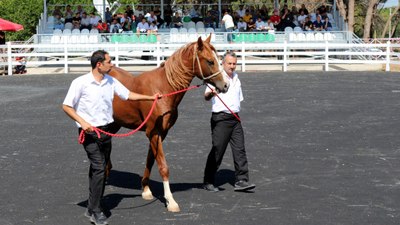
left=81, top=121, right=93, bottom=132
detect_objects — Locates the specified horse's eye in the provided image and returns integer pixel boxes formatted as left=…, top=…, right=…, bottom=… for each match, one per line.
left=207, top=60, right=214, bottom=66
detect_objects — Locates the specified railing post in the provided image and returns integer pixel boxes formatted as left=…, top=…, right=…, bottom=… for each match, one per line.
left=156, top=42, right=161, bottom=67
left=241, top=41, right=245, bottom=72
left=324, top=41, right=329, bottom=71
left=7, top=42, right=12, bottom=75
left=386, top=41, right=390, bottom=72
left=283, top=40, right=287, bottom=72
left=64, top=41, right=68, bottom=73
left=115, top=42, right=119, bottom=67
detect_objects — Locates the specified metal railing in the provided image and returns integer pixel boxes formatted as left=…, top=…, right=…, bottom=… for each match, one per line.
left=0, top=40, right=399, bottom=75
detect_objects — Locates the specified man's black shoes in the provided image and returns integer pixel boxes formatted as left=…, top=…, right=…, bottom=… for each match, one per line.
left=234, top=180, right=256, bottom=192
left=89, top=212, right=108, bottom=225
left=203, top=183, right=219, bottom=192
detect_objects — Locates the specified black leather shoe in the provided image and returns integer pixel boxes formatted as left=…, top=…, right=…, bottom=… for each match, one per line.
left=84, top=209, right=92, bottom=218
left=90, top=212, right=108, bottom=225
left=203, top=183, right=219, bottom=192
left=234, top=180, right=256, bottom=192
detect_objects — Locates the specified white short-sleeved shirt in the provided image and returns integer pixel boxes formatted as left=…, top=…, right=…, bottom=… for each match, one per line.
left=63, top=72, right=130, bottom=127
left=137, top=22, right=149, bottom=32
left=222, top=14, right=235, bottom=30
left=205, top=72, right=243, bottom=113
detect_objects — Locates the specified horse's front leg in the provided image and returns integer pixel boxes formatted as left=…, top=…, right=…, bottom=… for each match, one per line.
left=147, top=134, right=180, bottom=212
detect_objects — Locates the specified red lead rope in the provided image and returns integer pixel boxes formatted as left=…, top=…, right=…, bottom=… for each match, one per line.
left=78, top=83, right=240, bottom=144
left=205, top=83, right=241, bottom=122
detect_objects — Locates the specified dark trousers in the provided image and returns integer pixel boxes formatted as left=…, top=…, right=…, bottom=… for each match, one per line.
left=204, top=112, right=249, bottom=184
left=79, top=123, right=115, bottom=213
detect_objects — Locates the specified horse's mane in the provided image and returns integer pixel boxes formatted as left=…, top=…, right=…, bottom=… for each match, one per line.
left=163, top=42, right=196, bottom=91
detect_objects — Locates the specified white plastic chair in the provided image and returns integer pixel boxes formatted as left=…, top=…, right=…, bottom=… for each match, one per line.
left=197, top=27, right=205, bottom=34
left=293, top=26, right=303, bottom=32
left=62, top=29, right=71, bottom=35
left=188, top=28, right=197, bottom=42
left=284, top=26, right=293, bottom=33
left=205, top=27, right=214, bottom=34
left=53, top=29, right=63, bottom=35
left=64, top=22, right=73, bottom=30
left=81, top=29, right=90, bottom=34
left=195, top=21, right=204, bottom=30
left=90, top=29, right=99, bottom=34
left=187, top=21, right=196, bottom=29
left=72, top=29, right=80, bottom=34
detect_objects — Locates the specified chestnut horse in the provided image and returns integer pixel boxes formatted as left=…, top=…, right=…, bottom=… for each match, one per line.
left=108, top=36, right=229, bottom=212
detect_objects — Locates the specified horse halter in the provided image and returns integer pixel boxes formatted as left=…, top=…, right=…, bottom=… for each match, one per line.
left=193, top=44, right=224, bottom=81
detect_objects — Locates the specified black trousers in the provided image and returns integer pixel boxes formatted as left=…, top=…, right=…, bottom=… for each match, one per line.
left=79, top=123, right=116, bottom=213
left=204, top=112, right=249, bottom=184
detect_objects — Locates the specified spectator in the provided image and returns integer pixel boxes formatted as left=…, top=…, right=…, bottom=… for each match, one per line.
left=65, top=5, right=74, bottom=23
left=0, top=31, right=5, bottom=45
left=14, top=57, right=26, bottom=74
left=109, top=19, right=122, bottom=33
left=242, top=10, right=252, bottom=23
left=145, top=11, right=157, bottom=24
left=204, top=11, right=214, bottom=28
left=236, top=5, right=246, bottom=18
left=74, top=5, right=84, bottom=17
left=96, top=20, right=108, bottom=33
left=210, top=5, right=219, bottom=28
left=269, top=9, right=281, bottom=30
left=134, top=5, right=144, bottom=18
left=72, top=12, right=81, bottom=30
left=324, top=17, right=333, bottom=31
left=236, top=17, right=247, bottom=32
left=89, top=12, right=101, bottom=29
left=80, top=12, right=91, bottom=30
left=52, top=6, right=63, bottom=17
left=302, top=16, right=314, bottom=31
left=255, top=17, right=267, bottom=31
left=279, top=8, right=295, bottom=31
left=221, top=10, right=234, bottom=43
left=136, top=17, right=149, bottom=34
left=297, top=9, right=307, bottom=28
left=247, top=18, right=256, bottom=31
left=266, top=19, right=275, bottom=31
left=105, top=7, right=112, bottom=24
left=313, top=16, right=324, bottom=31
left=125, top=5, right=134, bottom=18
left=130, top=15, right=137, bottom=33
left=190, top=5, right=202, bottom=23
left=148, top=21, right=158, bottom=34
left=120, top=13, right=131, bottom=31
left=300, top=4, right=309, bottom=15
left=154, top=6, right=164, bottom=28
left=164, top=4, right=173, bottom=28
left=171, top=12, right=183, bottom=29
left=54, top=14, right=65, bottom=30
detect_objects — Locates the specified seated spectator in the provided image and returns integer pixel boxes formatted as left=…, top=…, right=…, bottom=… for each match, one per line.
left=269, top=9, right=281, bottom=30
left=65, top=5, right=74, bottom=23
left=74, top=5, right=84, bottom=17
left=154, top=6, right=164, bottom=28
left=236, top=17, right=247, bottom=32
left=266, top=19, right=275, bottom=31
left=109, top=19, right=122, bottom=33
left=96, top=20, right=108, bottom=33
left=53, top=14, right=65, bottom=30
left=89, top=12, right=101, bottom=29
left=190, top=5, right=202, bottom=23
left=164, top=4, right=173, bottom=28
left=279, top=8, right=295, bottom=31
left=52, top=6, right=63, bottom=17
left=120, top=13, right=131, bottom=31
left=242, top=10, right=252, bottom=23
left=148, top=21, right=158, bottom=34
left=145, top=11, right=157, bottom=25
left=136, top=17, right=149, bottom=34
left=203, top=11, right=214, bottom=28
left=130, top=14, right=137, bottom=32
left=302, top=16, right=314, bottom=31
left=210, top=5, right=219, bottom=28
left=247, top=18, right=256, bottom=31
left=255, top=17, right=267, bottom=31
left=14, top=57, right=26, bottom=74
left=171, top=12, right=183, bottom=28
left=80, top=12, right=91, bottom=30
left=72, top=12, right=81, bottom=29
left=313, top=16, right=324, bottom=31
left=324, top=17, right=332, bottom=31
left=297, top=9, right=307, bottom=27
left=125, top=5, right=134, bottom=18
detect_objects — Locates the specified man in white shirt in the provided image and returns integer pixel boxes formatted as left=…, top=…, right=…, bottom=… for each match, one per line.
left=203, top=51, right=256, bottom=193
left=80, top=12, right=91, bottom=30
left=136, top=18, right=150, bottom=34
left=63, top=50, right=160, bottom=225
left=221, top=10, right=235, bottom=43
left=134, top=5, right=145, bottom=18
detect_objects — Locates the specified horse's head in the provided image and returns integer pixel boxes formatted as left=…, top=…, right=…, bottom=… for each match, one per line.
left=192, top=36, right=229, bottom=93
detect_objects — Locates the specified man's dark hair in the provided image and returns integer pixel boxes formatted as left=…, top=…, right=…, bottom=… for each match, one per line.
left=90, top=50, right=108, bottom=69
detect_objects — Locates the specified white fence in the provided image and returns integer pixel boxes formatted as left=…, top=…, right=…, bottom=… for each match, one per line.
left=1, top=40, right=399, bottom=75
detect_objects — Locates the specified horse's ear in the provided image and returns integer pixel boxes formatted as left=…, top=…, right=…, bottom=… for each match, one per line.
left=205, top=34, right=212, bottom=43
left=197, top=37, right=204, bottom=50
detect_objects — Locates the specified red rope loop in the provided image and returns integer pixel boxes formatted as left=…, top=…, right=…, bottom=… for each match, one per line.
left=205, top=83, right=241, bottom=122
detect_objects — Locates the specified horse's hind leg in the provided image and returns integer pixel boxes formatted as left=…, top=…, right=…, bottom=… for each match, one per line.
left=142, top=146, right=155, bottom=200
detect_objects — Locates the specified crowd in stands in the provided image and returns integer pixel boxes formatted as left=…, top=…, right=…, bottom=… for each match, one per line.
left=50, top=3, right=333, bottom=35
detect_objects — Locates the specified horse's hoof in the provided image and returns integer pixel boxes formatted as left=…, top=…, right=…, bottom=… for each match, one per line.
left=167, top=203, right=180, bottom=212
left=142, top=191, right=154, bottom=200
